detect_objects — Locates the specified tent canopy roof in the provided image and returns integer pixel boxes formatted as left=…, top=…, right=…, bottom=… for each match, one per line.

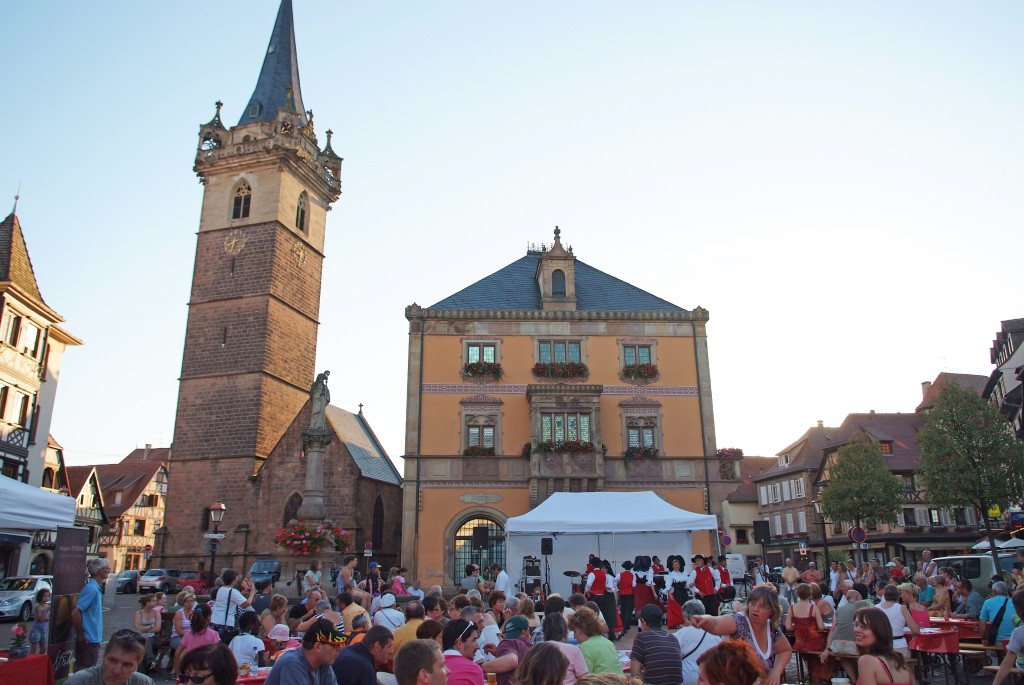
left=506, top=491, right=717, bottom=535
left=0, top=475, right=76, bottom=530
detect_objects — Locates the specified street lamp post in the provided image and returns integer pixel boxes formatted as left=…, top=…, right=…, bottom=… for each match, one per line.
left=813, top=498, right=831, bottom=572
left=208, top=501, right=227, bottom=588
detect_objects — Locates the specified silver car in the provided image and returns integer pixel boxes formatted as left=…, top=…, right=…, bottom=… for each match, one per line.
left=0, top=576, right=52, bottom=622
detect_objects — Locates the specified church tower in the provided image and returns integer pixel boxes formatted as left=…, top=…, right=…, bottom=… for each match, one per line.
left=163, top=0, right=342, bottom=562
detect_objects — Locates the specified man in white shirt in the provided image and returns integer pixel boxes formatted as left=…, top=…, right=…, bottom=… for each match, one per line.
left=829, top=561, right=841, bottom=594
left=919, top=550, right=939, bottom=578
left=489, top=564, right=513, bottom=597
left=685, top=555, right=721, bottom=616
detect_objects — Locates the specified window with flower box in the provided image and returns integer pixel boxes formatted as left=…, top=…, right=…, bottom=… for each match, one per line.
left=465, top=417, right=496, bottom=456
left=467, top=343, right=496, bottom=364
left=462, top=339, right=503, bottom=381
left=623, top=345, right=651, bottom=367
left=539, top=340, right=581, bottom=364
left=618, top=339, right=659, bottom=382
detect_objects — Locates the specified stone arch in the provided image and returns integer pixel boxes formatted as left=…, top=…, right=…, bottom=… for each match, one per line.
left=283, top=492, right=303, bottom=526
left=442, top=506, right=508, bottom=585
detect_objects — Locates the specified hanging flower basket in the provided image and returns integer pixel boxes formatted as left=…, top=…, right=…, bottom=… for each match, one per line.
left=532, top=362, right=588, bottom=380
left=274, top=520, right=351, bottom=556
left=622, top=363, right=659, bottom=382
left=535, top=440, right=595, bottom=453
left=463, top=445, right=495, bottom=456
left=521, top=442, right=532, bottom=457
left=462, top=361, right=503, bottom=381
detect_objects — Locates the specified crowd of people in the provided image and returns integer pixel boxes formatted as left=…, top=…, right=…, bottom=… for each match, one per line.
left=60, top=547, right=1024, bottom=685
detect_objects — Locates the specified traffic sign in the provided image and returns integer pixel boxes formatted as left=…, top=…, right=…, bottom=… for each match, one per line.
left=203, top=533, right=226, bottom=539
left=364, top=541, right=373, bottom=550
left=721, top=535, right=732, bottom=547
left=206, top=540, right=221, bottom=554
left=144, top=544, right=153, bottom=552
left=849, top=527, right=867, bottom=544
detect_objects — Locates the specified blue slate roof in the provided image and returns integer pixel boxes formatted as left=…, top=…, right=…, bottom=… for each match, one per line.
left=239, top=0, right=306, bottom=126
left=430, top=254, right=687, bottom=312
left=325, top=406, right=402, bottom=486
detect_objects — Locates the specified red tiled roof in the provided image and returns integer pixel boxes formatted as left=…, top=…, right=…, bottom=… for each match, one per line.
left=917, top=372, right=987, bottom=412
left=754, top=425, right=838, bottom=483
left=92, top=448, right=168, bottom=518
left=0, top=212, right=46, bottom=306
left=65, top=465, right=96, bottom=498
left=821, top=412, right=927, bottom=472
left=729, top=456, right=776, bottom=502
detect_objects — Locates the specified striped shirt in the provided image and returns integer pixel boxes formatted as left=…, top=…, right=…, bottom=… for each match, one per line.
left=630, top=629, right=682, bottom=685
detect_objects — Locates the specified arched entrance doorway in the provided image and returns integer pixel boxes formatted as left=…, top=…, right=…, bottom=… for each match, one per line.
left=452, top=517, right=505, bottom=585
left=30, top=553, right=51, bottom=575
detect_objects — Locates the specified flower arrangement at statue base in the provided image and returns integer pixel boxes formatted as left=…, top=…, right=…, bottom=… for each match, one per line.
left=463, top=445, right=495, bottom=456
left=624, top=446, right=659, bottom=465
left=8, top=622, right=29, bottom=658
left=535, top=440, right=595, bottom=453
left=274, top=520, right=351, bottom=556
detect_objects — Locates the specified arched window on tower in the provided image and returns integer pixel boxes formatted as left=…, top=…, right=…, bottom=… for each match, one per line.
left=372, top=495, right=384, bottom=550
left=452, top=517, right=505, bottom=584
left=552, top=269, right=566, bottom=296
left=283, top=492, right=303, bottom=526
left=232, top=181, right=252, bottom=219
left=295, top=192, right=308, bottom=232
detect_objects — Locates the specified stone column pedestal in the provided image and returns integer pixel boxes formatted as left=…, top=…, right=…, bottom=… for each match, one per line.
left=298, top=427, right=333, bottom=521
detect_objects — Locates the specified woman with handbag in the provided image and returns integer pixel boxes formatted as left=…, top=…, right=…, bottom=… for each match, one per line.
left=211, top=569, right=256, bottom=642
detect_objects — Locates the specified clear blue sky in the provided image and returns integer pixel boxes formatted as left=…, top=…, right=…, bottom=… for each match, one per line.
left=2, top=1, right=1022, bottom=466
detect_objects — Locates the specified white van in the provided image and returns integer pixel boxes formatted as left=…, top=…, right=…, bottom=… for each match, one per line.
left=932, top=553, right=1017, bottom=588
left=725, top=553, right=746, bottom=582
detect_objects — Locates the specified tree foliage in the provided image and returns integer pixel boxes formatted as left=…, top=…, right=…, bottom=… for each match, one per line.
left=918, top=382, right=1024, bottom=515
left=821, top=437, right=904, bottom=531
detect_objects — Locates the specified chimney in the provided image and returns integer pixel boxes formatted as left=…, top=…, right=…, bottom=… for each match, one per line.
left=870, top=409, right=876, bottom=414
left=143, top=443, right=152, bottom=460
left=921, top=381, right=932, bottom=401
left=816, top=420, right=824, bottom=428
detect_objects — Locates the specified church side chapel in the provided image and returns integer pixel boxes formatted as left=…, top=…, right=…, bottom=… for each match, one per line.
left=159, top=0, right=402, bottom=577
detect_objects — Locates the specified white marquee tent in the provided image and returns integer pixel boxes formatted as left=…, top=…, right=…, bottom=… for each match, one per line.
left=0, top=474, right=76, bottom=530
left=504, top=491, right=718, bottom=597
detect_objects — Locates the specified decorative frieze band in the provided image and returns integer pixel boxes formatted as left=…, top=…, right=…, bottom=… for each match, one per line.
left=424, top=384, right=697, bottom=396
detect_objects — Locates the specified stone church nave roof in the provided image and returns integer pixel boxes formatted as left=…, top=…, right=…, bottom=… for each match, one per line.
left=326, top=405, right=402, bottom=486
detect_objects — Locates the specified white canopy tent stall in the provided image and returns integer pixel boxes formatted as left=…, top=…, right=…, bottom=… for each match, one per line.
left=504, top=491, right=718, bottom=597
left=0, top=475, right=76, bottom=575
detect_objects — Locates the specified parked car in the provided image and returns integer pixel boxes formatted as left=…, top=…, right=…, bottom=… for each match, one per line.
left=116, top=569, right=140, bottom=594
left=249, top=559, right=281, bottom=587
left=932, top=553, right=1017, bottom=588
left=0, top=576, right=52, bottom=622
left=138, top=568, right=181, bottom=594
left=177, top=571, right=208, bottom=595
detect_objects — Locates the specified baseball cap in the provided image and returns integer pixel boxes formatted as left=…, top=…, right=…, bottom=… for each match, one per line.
left=503, top=615, right=530, bottom=639
left=302, top=618, right=346, bottom=647
left=369, top=561, right=379, bottom=568
left=885, top=561, right=896, bottom=567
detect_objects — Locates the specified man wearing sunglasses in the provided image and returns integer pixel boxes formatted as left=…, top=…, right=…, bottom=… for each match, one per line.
left=440, top=619, right=484, bottom=685
left=266, top=618, right=345, bottom=684
left=66, top=633, right=154, bottom=685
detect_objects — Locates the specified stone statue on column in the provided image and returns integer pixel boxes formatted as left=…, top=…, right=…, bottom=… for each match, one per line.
left=299, top=370, right=333, bottom=521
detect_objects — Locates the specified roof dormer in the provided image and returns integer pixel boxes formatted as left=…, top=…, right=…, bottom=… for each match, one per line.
left=535, top=227, right=577, bottom=311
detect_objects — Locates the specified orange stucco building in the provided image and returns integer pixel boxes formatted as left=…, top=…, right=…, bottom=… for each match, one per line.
left=402, top=230, right=733, bottom=587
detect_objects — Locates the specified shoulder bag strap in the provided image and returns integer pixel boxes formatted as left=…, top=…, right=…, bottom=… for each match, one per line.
left=681, top=631, right=707, bottom=660
left=223, top=588, right=235, bottom=625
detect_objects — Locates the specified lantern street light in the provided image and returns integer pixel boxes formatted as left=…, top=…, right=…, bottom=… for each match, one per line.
left=208, top=501, right=227, bottom=587
left=812, top=496, right=831, bottom=574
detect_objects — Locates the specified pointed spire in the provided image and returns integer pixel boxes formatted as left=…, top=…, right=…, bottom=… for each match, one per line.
left=321, top=129, right=341, bottom=159
left=239, top=0, right=306, bottom=126
left=0, top=212, right=47, bottom=306
left=204, top=100, right=226, bottom=130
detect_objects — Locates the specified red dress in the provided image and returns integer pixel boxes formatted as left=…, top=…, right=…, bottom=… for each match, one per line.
left=633, top=570, right=663, bottom=615
left=792, top=612, right=831, bottom=683
left=665, top=570, right=687, bottom=629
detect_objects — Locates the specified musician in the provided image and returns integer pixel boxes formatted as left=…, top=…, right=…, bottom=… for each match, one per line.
left=752, top=557, right=771, bottom=586
left=665, top=555, right=688, bottom=629
left=685, top=554, right=721, bottom=616
left=617, top=561, right=636, bottom=629
left=715, top=556, right=732, bottom=587
left=584, top=558, right=618, bottom=641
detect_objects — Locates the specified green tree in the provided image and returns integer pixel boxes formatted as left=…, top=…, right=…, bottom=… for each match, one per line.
left=821, top=437, right=904, bottom=566
left=918, top=382, right=1024, bottom=573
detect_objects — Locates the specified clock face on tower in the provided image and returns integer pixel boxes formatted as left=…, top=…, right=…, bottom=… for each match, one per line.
left=224, top=229, right=246, bottom=256
left=291, top=240, right=307, bottom=267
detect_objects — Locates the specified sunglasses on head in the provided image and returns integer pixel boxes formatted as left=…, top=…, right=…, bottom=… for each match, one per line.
left=177, top=674, right=211, bottom=684
left=112, top=629, right=146, bottom=645
left=458, top=621, right=475, bottom=642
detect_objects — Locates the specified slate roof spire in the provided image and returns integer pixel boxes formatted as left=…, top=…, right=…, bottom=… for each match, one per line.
left=239, top=0, right=306, bottom=126
left=0, top=211, right=47, bottom=306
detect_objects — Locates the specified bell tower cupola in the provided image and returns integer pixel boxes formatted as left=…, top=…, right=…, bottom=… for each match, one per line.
left=536, top=227, right=577, bottom=311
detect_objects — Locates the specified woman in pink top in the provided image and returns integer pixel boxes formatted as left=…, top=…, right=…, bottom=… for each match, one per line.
left=177, top=605, right=221, bottom=664
left=853, top=607, right=913, bottom=685
left=540, top=612, right=589, bottom=685
left=898, top=582, right=930, bottom=629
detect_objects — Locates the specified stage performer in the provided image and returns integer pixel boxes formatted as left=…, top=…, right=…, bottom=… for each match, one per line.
left=585, top=559, right=618, bottom=641
left=687, top=555, right=721, bottom=616
left=617, top=561, right=636, bottom=629
left=652, top=555, right=667, bottom=602
left=716, top=557, right=732, bottom=590
left=602, top=560, right=626, bottom=638
left=665, top=556, right=689, bottom=629
left=632, top=556, right=663, bottom=617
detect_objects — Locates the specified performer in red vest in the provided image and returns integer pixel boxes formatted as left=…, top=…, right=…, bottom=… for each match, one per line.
left=585, top=558, right=618, bottom=640
left=617, top=560, right=636, bottom=629
left=715, top=556, right=732, bottom=587
left=686, top=554, right=721, bottom=616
